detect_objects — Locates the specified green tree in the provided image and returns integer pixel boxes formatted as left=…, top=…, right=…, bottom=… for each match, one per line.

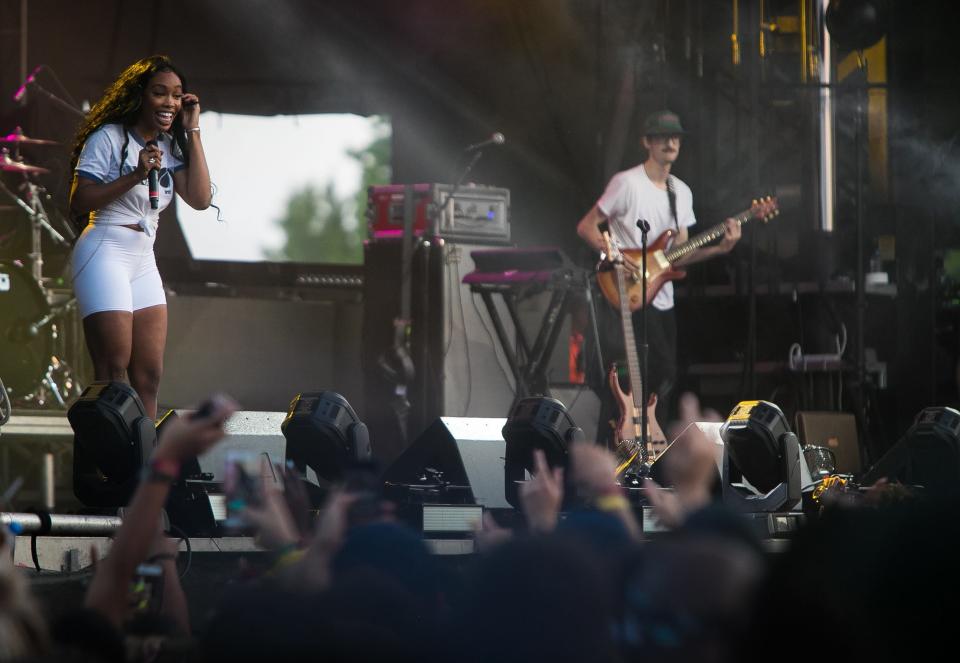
left=348, top=117, right=392, bottom=240
left=266, top=117, right=391, bottom=264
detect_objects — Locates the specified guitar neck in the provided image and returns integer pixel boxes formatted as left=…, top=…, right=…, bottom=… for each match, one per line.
left=614, top=265, right=644, bottom=413
left=664, top=207, right=753, bottom=263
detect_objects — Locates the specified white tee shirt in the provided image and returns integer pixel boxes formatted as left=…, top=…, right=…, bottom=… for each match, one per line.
left=597, top=164, right=697, bottom=310
left=75, top=124, right=185, bottom=236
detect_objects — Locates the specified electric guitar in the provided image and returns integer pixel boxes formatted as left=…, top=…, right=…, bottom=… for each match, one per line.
left=600, top=226, right=668, bottom=476
left=597, top=196, right=779, bottom=312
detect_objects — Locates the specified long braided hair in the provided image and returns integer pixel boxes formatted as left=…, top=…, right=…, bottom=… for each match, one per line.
left=70, top=55, right=191, bottom=175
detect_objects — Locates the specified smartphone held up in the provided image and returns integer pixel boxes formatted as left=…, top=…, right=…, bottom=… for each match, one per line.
left=223, top=450, right=269, bottom=530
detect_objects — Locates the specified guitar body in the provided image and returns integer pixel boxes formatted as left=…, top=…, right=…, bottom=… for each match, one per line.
left=608, top=365, right=668, bottom=470
left=596, top=230, right=687, bottom=312
left=595, top=196, right=779, bottom=312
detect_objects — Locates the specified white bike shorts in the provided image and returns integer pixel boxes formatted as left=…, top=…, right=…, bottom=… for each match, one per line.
left=71, top=223, right=166, bottom=318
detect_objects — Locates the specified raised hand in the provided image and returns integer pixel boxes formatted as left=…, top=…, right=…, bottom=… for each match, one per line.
left=240, top=458, right=301, bottom=551
left=569, top=442, right=619, bottom=500
left=153, top=394, right=237, bottom=464
left=519, top=449, right=564, bottom=533
left=180, top=93, right=201, bottom=129
left=473, top=511, right=512, bottom=552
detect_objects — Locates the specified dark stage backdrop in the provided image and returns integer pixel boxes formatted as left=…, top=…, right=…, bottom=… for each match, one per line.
left=161, top=293, right=364, bottom=414
left=3, top=0, right=960, bottom=449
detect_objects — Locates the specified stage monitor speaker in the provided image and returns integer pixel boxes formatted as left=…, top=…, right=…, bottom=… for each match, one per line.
left=650, top=420, right=812, bottom=509
left=795, top=411, right=861, bottom=474
left=381, top=417, right=510, bottom=509
left=363, top=239, right=515, bottom=463
left=195, top=410, right=287, bottom=482
left=158, top=410, right=288, bottom=535
left=158, top=410, right=288, bottom=536
left=861, top=406, right=960, bottom=495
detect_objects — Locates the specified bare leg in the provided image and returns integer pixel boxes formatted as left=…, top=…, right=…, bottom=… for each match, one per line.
left=83, top=310, right=133, bottom=384
left=128, top=304, right=167, bottom=420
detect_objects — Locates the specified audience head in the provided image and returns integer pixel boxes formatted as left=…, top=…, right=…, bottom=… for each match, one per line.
left=616, top=534, right=764, bottom=663
left=741, top=495, right=960, bottom=661
left=455, top=534, right=617, bottom=663
left=0, top=527, right=48, bottom=660
left=331, top=521, right=441, bottom=615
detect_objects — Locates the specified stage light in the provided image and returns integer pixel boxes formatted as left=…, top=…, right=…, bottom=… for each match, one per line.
left=281, top=392, right=371, bottom=483
left=67, top=381, right=157, bottom=506
left=825, top=0, right=888, bottom=51
left=502, top=397, right=584, bottom=508
left=862, top=406, right=960, bottom=496
left=720, top=400, right=802, bottom=512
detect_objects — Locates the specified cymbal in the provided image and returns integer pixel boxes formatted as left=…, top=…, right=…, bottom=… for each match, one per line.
left=0, top=152, right=49, bottom=174
left=0, top=129, right=59, bottom=146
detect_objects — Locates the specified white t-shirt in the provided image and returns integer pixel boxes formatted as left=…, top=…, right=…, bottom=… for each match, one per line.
left=597, top=164, right=696, bottom=310
left=75, top=124, right=185, bottom=236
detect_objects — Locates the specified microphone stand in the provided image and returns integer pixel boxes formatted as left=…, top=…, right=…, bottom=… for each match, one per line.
left=435, top=149, right=485, bottom=234
left=637, top=219, right=650, bottom=467
left=411, top=146, right=487, bottom=428
left=21, top=81, right=86, bottom=118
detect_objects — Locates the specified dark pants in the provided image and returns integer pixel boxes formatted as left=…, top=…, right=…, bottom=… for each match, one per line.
left=586, top=295, right=678, bottom=445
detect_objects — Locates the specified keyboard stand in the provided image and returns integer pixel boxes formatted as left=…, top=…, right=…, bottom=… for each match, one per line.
left=468, top=268, right=603, bottom=403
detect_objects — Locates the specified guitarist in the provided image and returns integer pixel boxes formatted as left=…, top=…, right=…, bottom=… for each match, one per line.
left=576, top=110, right=741, bottom=434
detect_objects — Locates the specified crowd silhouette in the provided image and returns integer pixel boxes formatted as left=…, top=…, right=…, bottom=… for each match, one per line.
left=0, top=392, right=956, bottom=662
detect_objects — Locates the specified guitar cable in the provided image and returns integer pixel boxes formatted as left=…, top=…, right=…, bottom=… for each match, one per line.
left=453, top=254, right=473, bottom=415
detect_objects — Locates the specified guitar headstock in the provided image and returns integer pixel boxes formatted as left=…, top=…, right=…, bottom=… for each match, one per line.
left=598, top=220, right=621, bottom=264
left=750, top=196, right=780, bottom=223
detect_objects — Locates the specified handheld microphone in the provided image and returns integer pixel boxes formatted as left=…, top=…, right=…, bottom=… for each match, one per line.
left=12, top=65, right=43, bottom=105
left=636, top=219, right=651, bottom=233
left=464, top=132, right=505, bottom=152
left=145, top=139, right=159, bottom=210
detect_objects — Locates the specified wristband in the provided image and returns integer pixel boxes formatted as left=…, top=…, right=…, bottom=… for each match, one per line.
left=152, top=457, right=181, bottom=476
left=268, top=545, right=305, bottom=575
left=594, top=493, right=631, bottom=512
left=185, top=127, right=201, bottom=134
left=143, top=457, right=181, bottom=483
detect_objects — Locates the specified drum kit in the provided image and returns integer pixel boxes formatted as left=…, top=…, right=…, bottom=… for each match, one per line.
left=0, top=126, right=83, bottom=409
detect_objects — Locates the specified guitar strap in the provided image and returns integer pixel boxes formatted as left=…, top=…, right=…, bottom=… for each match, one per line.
left=666, top=175, right=679, bottom=231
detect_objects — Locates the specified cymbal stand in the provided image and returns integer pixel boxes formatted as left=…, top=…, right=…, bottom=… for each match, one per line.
left=0, top=173, right=68, bottom=282
left=0, top=171, right=81, bottom=408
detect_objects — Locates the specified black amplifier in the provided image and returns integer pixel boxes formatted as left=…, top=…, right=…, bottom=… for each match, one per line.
left=367, top=183, right=510, bottom=245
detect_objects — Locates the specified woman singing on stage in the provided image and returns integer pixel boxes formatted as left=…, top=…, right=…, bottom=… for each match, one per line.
left=69, top=55, right=212, bottom=419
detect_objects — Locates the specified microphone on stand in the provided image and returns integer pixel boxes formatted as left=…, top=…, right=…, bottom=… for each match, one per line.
left=636, top=218, right=651, bottom=468
left=12, top=65, right=43, bottom=105
left=464, top=132, right=505, bottom=152
left=145, top=139, right=159, bottom=210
